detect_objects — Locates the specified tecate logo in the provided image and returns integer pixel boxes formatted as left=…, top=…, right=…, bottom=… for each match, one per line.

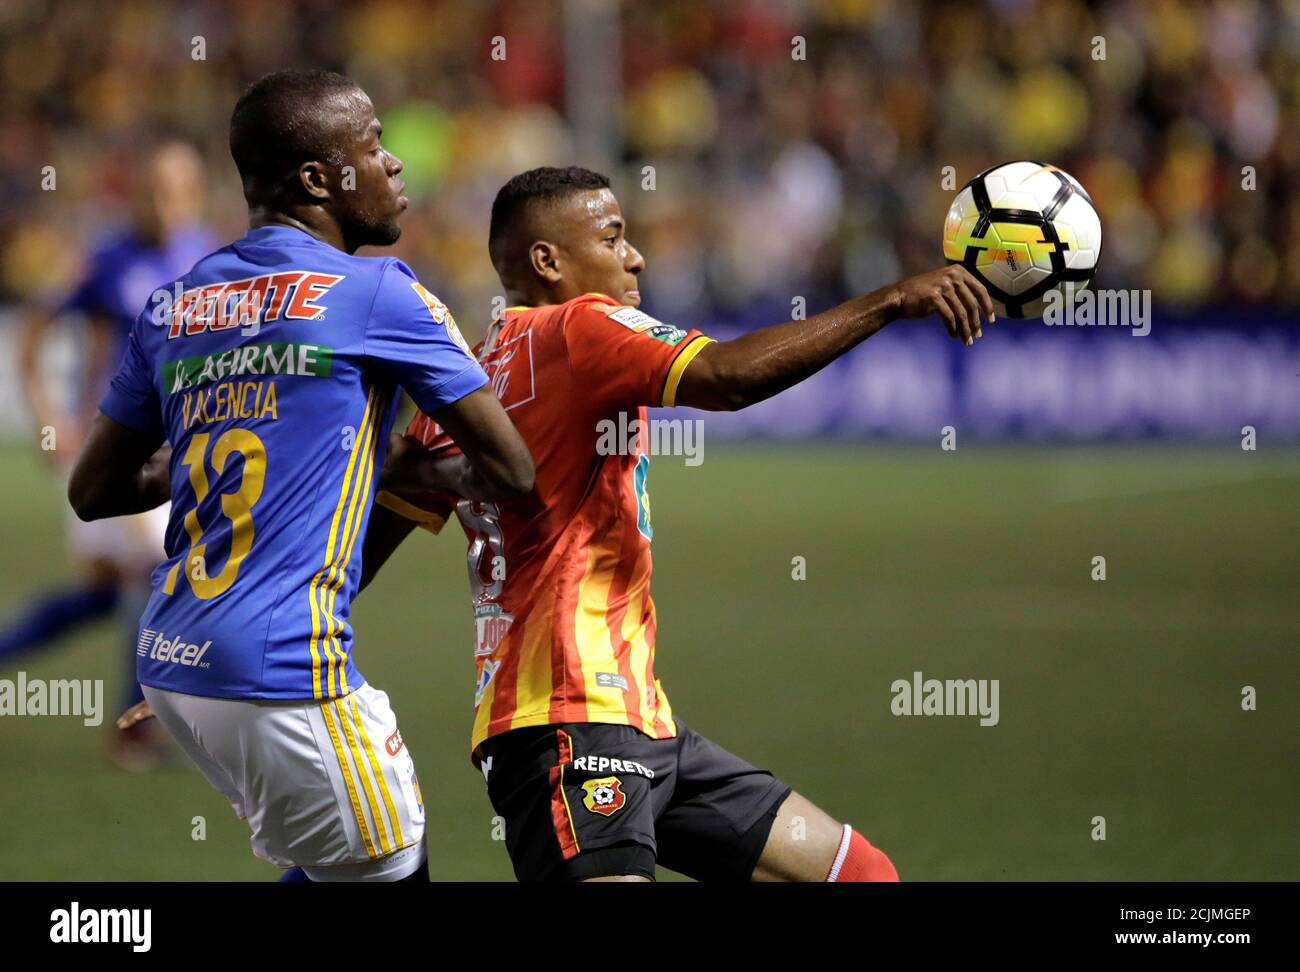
left=136, top=628, right=212, bottom=668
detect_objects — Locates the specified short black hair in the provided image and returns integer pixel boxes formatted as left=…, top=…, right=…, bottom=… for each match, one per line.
left=488, top=166, right=612, bottom=272
left=229, top=70, right=362, bottom=195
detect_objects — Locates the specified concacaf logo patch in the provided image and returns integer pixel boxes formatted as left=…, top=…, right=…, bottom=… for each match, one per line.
left=411, top=282, right=474, bottom=357
left=604, top=305, right=688, bottom=346
left=580, top=776, right=627, bottom=817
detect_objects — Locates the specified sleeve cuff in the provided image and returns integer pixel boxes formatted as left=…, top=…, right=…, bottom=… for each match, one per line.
left=660, top=335, right=715, bottom=407
left=410, top=365, right=489, bottom=419
left=376, top=490, right=448, bottom=534
left=98, top=391, right=163, bottom=438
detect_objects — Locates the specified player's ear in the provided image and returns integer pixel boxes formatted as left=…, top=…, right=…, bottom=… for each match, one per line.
left=296, top=161, right=331, bottom=202
left=529, top=240, right=563, bottom=285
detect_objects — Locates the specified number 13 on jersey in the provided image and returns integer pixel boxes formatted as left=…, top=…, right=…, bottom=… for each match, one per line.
left=162, top=428, right=267, bottom=599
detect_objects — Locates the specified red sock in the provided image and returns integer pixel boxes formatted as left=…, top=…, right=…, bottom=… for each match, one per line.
left=826, top=825, right=899, bottom=882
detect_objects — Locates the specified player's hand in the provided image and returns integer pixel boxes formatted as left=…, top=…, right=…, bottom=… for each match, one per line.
left=891, top=265, right=995, bottom=346
left=380, top=432, right=486, bottom=498
left=116, top=700, right=155, bottom=730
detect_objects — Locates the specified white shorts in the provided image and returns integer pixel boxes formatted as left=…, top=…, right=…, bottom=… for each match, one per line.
left=143, top=682, right=426, bottom=881
left=67, top=505, right=168, bottom=578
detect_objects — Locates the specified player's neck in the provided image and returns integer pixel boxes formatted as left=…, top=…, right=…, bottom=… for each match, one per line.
left=509, top=285, right=569, bottom=309
left=248, top=208, right=348, bottom=252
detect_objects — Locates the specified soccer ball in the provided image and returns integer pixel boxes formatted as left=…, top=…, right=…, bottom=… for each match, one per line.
left=942, top=161, right=1101, bottom=319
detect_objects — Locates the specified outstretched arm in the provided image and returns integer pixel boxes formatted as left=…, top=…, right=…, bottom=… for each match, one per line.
left=674, top=265, right=994, bottom=411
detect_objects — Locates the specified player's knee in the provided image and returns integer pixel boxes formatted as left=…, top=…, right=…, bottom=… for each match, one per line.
left=828, top=826, right=899, bottom=883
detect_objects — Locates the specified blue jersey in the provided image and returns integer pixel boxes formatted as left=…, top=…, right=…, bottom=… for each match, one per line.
left=100, top=225, right=488, bottom=700
left=60, top=225, right=217, bottom=333
left=57, top=226, right=216, bottom=413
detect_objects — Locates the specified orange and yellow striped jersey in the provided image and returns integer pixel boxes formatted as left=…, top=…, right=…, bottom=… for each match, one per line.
left=378, top=294, right=713, bottom=754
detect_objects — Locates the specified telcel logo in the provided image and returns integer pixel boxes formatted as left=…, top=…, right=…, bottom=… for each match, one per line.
left=137, top=628, right=213, bottom=668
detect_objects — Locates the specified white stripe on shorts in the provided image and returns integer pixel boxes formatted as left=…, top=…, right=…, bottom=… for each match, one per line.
left=827, top=823, right=853, bottom=882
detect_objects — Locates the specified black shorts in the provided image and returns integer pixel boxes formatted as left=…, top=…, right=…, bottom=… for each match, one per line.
left=478, top=718, right=792, bottom=882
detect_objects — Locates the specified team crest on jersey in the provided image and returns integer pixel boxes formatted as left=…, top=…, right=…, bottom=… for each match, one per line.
left=580, top=777, right=626, bottom=817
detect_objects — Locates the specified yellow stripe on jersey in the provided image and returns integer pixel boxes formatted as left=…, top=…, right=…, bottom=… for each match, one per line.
left=327, top=391, right=381, bottom=694
left=375, top=490, right=448, bottom=534
left=620, top=584, right=656, bottom=731
left=575, top=541, right=620, bottom=711
left=500, top=585, right=557, bottom=738
left=661, top=336, right=715, bottom=407
left=308, top=388, right=378, bottom=699
left=320, top=699, right=378, bottom=859
left=350, top=693, right=405, bottom=850
left=647, top=597, right=675, bottom=734
left=322, top=395, right=381, bottom=693
left=334, top=698, right=392, bottom=856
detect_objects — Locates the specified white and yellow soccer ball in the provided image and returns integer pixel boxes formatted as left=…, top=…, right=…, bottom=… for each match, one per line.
left=942, top=161, right=1101, bottom=319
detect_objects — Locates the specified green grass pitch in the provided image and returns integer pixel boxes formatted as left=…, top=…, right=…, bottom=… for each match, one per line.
left=0, top=441, right=1296, bottom=881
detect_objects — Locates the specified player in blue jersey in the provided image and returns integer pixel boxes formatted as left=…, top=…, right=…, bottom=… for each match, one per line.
left=3, top=141, right=215, bottom=770
left=68, top=70, right=534, bottom=882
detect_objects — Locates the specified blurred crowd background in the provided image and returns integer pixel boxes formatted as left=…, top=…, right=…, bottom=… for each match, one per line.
left=0, top=0, right=1297, bottom=337
left=2, top=2, right=1295, bottom=887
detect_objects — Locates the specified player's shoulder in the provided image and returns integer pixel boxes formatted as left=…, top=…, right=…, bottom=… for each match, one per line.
left=493, top=295, right=620, bottom=349
left=144, top=240, right=237, bottom=309
left=559, top=294, right=683, bottom=343
left=364, top=256, right=442, bottom=306
left=562, top=292, right=623, bottom=321
left=553, top=292, right=651, bottom=333
left=236, top=226, right=386, bottom=279
left=368, top=258, right=463, bottom=334
left=287, top=252, right=434, bottom=324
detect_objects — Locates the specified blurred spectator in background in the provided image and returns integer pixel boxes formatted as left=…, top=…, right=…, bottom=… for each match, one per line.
left=0, top=0, right=1295, bottom=334
left=0, top=138, right=215, bottom=770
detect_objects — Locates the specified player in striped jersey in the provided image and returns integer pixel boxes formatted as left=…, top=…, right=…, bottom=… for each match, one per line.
left=364, top=167, right=992, bottom=881
left=69, top=71, right=533, bottom=882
